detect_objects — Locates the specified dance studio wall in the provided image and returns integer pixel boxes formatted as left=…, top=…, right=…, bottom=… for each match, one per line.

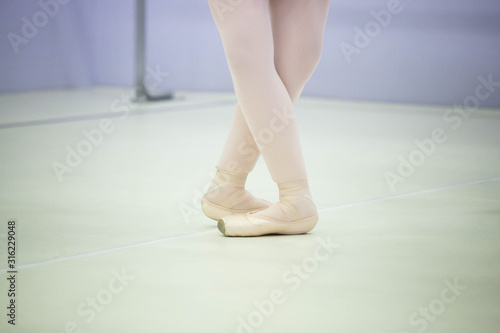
left=0, top=0, right=499, bottom=108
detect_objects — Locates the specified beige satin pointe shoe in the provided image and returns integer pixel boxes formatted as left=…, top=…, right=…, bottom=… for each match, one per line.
left=201, top=167, right=271, bottom=221
left=217, top=180, right=318, bottom=237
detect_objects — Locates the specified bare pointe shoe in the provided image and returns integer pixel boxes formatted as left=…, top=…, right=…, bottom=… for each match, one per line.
left=218, top=180, right=318, bottom=237
left=201, top=167, right=271, bottom=221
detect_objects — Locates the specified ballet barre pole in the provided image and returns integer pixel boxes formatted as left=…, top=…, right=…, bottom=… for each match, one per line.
left=134, top=0, right=173, bottom=102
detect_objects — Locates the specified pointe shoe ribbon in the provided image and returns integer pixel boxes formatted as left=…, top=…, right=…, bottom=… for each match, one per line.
left=201, top=167, right=271, bottom=221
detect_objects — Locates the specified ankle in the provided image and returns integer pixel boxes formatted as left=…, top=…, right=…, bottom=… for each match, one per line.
left=252, top=180, right=316, bottom=221
left=278, top=179, right=314, bottom=203
left=204, top=167, right=249, bottom=199
left=215, top=167, right=248, bottom=187
left=201, top=168, right=271, bottom=214
left=280, top=179, right=316, bottom=214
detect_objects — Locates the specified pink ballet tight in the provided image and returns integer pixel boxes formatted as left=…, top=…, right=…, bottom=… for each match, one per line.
left=206, top=0, right=330, bottom=222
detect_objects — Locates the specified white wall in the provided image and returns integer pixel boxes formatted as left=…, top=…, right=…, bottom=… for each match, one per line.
left=1, top=0, right=500, bottom=108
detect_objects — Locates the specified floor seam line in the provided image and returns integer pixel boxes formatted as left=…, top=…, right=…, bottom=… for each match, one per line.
left=0, top=98, right=236, bottom=130
left=318, top=176, right=500, bottom=212
left=0, top=230, right=213, bottom=273
left=2, top=176, right=498, bottom=272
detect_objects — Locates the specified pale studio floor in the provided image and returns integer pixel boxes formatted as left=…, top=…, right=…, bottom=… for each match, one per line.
left=0, top=88, right=499, bottom=333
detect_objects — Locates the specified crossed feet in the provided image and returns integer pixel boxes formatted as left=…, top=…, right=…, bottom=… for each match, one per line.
left=201, top=168, right=318, bottom=237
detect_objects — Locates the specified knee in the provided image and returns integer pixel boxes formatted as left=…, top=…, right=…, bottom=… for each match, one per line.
left=224, top=41, right=254, bottom=71
left=277, top=37, right=323, bottom=80
left=275, top=40, right=323, bottom=100
left=221, top=34, right=273, bottom=75
left=307, top=38, right=325, bottom=69
left=295, top=37, right=324, bottom=75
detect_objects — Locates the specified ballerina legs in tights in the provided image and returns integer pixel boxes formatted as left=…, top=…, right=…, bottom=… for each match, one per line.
left=202, top=0, right=330, bottom=236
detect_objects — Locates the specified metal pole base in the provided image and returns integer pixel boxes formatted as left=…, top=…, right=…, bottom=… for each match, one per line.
left=134, top=87, right=174, bottom=103
left=135, top=0, right=174, bottom=103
